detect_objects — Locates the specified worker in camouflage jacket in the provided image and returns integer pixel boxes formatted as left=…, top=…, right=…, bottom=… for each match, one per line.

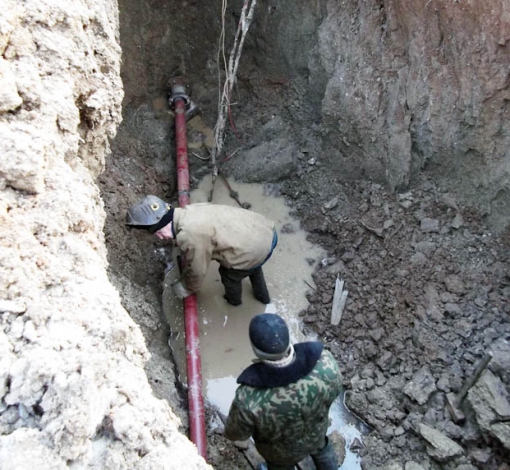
left=126, top=195, right=278, bottom=306
left=224, top=313, right=343, bottom=470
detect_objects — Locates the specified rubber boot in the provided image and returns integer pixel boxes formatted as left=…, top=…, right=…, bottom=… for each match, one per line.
left=310, top=437, right=338, bottom=470
left=249, top=267, right=270, bottom=304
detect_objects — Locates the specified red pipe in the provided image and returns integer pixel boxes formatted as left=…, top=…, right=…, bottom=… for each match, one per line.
left=174, top=95, right=207, bottom=459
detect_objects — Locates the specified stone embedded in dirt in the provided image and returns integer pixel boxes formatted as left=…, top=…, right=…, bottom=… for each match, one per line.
left=469, top=448, right=492, bottom=465
left=420, top=218, right=440, bottom=233
left=0, top=300, right=27, bottom=314
left=377, top=351, right=396, bottom=371
left=444, top=303, right=461, bottom=317
left=323, top=197, right=339, bottom=210
left=444, top=275, right=465, bottom=294
left=418, top=423, right=464, bottom=462
left=451, top=212, right=464, bottom=229
left=328, top=430, right=346, bottom=465
left=440, top=194, right=459, bottom=210
left=436, top=375, right=451, bottom=393
left=410, top=252, right=427, bottom=266
left=404, top=367, right=437, bottom=405
left=404, top=462, right=426, bottom=470
left=280, top=223, right=296, bottom=234
left=414, top=240, right=436, bottom=255
left=467, top=370, right=510, bottom=450
left=325, top=260, right=346, bottom=275
left=489, top=339, right=510, bottom=384
left=424, top=283, right=444, bottom=321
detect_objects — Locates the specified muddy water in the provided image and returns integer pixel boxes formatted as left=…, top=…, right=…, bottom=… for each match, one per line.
left=162, top=175, right=363, bottom=468
left=163, top=175, right=325, bottom=393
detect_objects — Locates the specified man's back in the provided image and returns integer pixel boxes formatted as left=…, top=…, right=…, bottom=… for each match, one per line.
left=225, top=347, right=343, bottom=466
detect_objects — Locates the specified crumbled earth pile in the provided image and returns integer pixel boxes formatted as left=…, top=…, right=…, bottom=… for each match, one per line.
left=280, top=170, right=510, bottom=469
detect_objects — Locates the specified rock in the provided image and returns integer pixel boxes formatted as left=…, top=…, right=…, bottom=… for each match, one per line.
left=0, top=57, right=22, bottom=113
left=489, top=339, right=510, bottom=383
left=227, top=138, right=299, bottom=183
left=440, top=194, right=459, bottom=210
left=451, top=212, right=464, bottom=229
left=420, top=218, right=440, bottom=233
left=404, top=367, right=437, bottom=405
left=383, top=219, right=394, bottom=230
left=369, top=327, right=384, bottom=342
left=324, top=197, right=339, bottom=210
left=328, top=430, right=346, bottom=465
left=404, top=462, right=426, bottom=470
left=418, top=423, right=464, bottom=462
left=382, top=464, right=403, bottom=470
left=444, top=303, right=461, bottom=316
left=410, top=252, right=428, bottom=265
left=436, top=375, right=450, bottom=393
left=325, top=260, right=346, bottom=275
left=0, top=300, right=26, bottom=314
left=377, top=351, right=397, bottom=371
left=394, top=426, right=405, bottom=436
left=414, top=241, right=436, bottom=255
left=467, top=370, right=510, bottom=450
left=469, top=448, right=492, bottom=465
left=444, top=275, right=465, bottom=294
left=424, top=283, right=443, bottom=321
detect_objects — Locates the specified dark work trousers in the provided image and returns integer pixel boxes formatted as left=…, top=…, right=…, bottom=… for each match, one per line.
left=219, top=265, right=270, bottom=306
left=310, top=437, right=338, bottom=470
left=261, top=437, right=337, bottom=470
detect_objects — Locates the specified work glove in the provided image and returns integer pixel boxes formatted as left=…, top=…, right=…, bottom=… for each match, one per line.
left=172, top=280, right=192, bottom=299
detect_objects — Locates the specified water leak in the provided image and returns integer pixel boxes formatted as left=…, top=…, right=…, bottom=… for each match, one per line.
left=162, top=175, right=365, bottom=468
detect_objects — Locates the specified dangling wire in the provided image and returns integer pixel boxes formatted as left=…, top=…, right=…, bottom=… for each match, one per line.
left=208, top=0, right=257, bottom=202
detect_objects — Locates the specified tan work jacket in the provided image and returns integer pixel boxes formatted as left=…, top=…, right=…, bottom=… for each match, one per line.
left=173, top=203, right=276, bottom=293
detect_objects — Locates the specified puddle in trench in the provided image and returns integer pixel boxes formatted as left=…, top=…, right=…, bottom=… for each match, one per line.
left=162, top=175, right=365, bottom=468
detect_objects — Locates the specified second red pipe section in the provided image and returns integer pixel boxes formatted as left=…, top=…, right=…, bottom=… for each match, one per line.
left=174, top=96, right=207, bottom=459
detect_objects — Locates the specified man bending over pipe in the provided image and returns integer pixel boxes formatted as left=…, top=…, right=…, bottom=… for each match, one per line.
left=126, top=195, right=278, bottom=306
left=224, top=313, right=343, bottom=470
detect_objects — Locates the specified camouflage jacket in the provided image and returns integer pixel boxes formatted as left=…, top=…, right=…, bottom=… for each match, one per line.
left=224, top=343, right=343, bottom=466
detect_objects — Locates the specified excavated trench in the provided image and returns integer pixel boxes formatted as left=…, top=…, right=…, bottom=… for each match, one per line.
left=99, top=1, right=510, bottom=469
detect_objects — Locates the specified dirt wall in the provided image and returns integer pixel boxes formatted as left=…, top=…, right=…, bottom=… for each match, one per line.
left=220, top=0, right=510, bottom=231
left=0, top=1, right=210, bottom=468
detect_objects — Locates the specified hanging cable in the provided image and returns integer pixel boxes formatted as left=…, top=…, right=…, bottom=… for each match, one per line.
left=208, top=0, right=257, bottom=202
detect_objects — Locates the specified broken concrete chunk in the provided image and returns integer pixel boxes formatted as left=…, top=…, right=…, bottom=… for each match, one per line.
left=418, top=423, right=464, bottom=462
left=404, top=367, right=437, bottom=405
left=420, top=217, right=440, bottom=233
left=467, top=369, right=510, bottom=450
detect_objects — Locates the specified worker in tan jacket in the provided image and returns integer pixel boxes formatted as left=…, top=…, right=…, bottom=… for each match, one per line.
left=126, top=195, right=278, bottom=306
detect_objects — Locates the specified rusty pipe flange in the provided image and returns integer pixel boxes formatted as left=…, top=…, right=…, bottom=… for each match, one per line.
left=167, top=76, right=191, bottom=109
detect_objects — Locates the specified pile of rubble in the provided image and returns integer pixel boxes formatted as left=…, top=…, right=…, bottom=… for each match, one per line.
left=283, top=174, right=510, bottom=469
